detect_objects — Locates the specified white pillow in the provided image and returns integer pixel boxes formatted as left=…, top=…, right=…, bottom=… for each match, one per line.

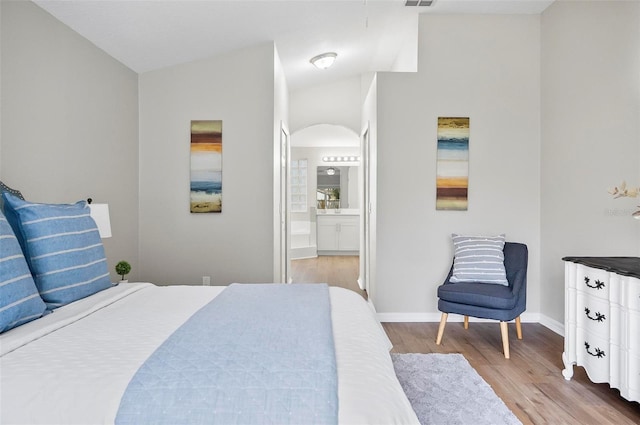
left=450, top=234, right=508, bottom=286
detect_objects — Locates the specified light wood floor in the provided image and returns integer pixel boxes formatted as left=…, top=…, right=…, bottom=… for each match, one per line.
left=292, top=256, right=640, bottom=425
left=386, top=322, right=640, bottom=425
left=290, top=255, right=365, bottom=298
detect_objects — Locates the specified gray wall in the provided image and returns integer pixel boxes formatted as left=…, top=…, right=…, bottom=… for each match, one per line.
left=374, top=14, right=542, bottom=319
left=540, top=1, right=640, bottom=326
left=0, top=0, right=139, bottom=282
left=3, top=1, right=638, bottom=328
left=138, top=43, right=282, bottom=286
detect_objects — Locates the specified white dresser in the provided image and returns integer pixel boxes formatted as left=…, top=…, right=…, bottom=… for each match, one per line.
left=562, top=257, right=640, bottom=403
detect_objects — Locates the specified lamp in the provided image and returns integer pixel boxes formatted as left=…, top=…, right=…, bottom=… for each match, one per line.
left=310, top=52, right=337, bottom=69
left=87, top=198, right=112, bottom=238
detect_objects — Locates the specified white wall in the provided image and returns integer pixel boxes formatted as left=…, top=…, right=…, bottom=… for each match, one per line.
left=289, top=76, right=362, bottom=134
left=390, top=25, right=418, bottom=73
left=138, top=43, right=279, bottom=286
left=375, top=14, right=541, bottom=318
left=0, top=1, right=3, bottom=167
left=540, top=1, right=640, bottom=326
left=0, top=0, right=139, bottom=282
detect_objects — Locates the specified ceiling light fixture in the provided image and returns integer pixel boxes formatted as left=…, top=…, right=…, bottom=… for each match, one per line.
left=322, top=156, right=360, bottom=162
left=326, top=167, right=336, bottom=176
left=310, top=52, right=337, bottom=69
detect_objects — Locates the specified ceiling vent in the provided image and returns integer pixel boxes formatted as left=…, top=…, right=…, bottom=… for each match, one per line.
left=405, top=0, right=434, bottom=6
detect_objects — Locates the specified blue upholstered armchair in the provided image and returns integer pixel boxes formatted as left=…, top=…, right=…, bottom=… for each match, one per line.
left=435, top=242, right=528, bottom=359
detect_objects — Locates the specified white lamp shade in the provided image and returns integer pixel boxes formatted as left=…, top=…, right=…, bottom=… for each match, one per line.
left=89, top=203, right=112, bottom=238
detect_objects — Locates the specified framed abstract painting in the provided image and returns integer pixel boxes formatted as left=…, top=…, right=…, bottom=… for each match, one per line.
left=190, top=120, right=222, bottom=213
left=436, top=117, right=469, bottom=211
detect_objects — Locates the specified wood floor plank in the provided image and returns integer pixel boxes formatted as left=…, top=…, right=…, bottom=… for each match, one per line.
left=291, top=256, right=640, bottom=424
left=291, top=255, right=365, bottom=297
left=385, top=322, right=640, bottom=425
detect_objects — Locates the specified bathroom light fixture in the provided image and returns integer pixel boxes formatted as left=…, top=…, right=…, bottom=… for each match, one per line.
left=326, top=167, right=336, bottom=176
left=322, top=156, right=360, bottom=162
left=310, top=52, right=337, bottom=69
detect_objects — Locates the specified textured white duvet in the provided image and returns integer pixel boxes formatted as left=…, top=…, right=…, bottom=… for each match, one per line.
left=0, top=283, right=418, bottom=425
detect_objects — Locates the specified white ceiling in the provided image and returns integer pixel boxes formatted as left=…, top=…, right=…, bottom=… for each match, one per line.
left=33, top=0, right=554, bottom=92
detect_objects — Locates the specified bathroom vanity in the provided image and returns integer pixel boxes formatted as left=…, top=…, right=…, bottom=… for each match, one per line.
left=317, top=210, right=359, bottom=255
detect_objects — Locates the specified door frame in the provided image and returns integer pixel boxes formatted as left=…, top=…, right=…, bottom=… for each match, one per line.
left=280, top=123, right=291, bottom=283
left=358, top=122, right=371, bottom=292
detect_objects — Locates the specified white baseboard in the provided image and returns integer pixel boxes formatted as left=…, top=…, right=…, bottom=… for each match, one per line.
left=290, top=246, right=317, bottom=260
left=377, top=312, right=564, bottom=336
left=538, top=314, right=565, bottom=336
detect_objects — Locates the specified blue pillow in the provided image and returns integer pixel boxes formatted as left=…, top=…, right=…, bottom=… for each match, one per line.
left=450, top=234, right=508, bottom=286
left=0, top=210, right=47, bottom=332
left=2, top=193, right=112, bottom=309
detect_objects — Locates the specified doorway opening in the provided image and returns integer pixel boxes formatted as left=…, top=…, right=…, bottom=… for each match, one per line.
left=287, top=124, right=363, bottom=296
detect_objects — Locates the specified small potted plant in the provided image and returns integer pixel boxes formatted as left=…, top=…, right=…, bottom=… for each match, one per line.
left=115, top=260, right=131, bottom=283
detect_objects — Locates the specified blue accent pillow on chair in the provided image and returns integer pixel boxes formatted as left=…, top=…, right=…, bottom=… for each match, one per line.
left=449, top=234, right=508, bottom=286
left=2, top=193, right=112, bottom=309
left=0, top=210, right=47, bottom=333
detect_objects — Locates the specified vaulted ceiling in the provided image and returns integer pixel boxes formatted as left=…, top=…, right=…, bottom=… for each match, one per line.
left=34, top=0, right=554, bottom=91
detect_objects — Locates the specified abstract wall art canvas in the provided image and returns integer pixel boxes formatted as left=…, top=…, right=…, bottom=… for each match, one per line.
left=436, top=117, right=469, bottom=211
left=190, top=120, right=222, bottom=213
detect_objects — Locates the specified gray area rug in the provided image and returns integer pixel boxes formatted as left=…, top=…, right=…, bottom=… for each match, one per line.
left=392, top=353, right=522, bottom=425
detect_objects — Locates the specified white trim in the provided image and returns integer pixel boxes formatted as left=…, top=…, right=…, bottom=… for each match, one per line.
left=376, top=312, right=441, bottom=323
left=290, top=246, right=317, bottom=260
left=538, top=314, right=564, bottom=337
left=376, top=312, right=565, bottom=336
left=377, top=312, right=541, bottom=323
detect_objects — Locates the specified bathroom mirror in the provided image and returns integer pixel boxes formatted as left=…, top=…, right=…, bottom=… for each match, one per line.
left=317, top=166, right=358, bottom=209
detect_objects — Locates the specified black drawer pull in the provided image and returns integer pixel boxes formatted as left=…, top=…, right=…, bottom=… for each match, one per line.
left=584, top=307, right=606, bottom=322
left=584, top=277, right=605, bottom=290
left=584, top=342, right=606, bottom=358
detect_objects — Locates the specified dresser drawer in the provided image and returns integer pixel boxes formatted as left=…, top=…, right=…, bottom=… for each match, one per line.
left=577, top=292, right=610, bottom=340
left=576, top=327, right=610, bottom=383
left=577, top=265, right=610, bottom=300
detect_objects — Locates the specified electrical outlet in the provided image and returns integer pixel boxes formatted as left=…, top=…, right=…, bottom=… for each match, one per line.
left=202, top=276, right=211, bottom=286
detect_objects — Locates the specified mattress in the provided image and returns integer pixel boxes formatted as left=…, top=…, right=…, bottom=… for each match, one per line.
left=0, top=283, right=419, bottom=424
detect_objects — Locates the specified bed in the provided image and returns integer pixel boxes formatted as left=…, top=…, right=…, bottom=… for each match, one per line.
left=0, top=187, right=419, bottom=425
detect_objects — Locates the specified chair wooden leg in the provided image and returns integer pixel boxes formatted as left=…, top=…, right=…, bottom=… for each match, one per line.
left=515, top=316, right=523, bottom=340
left=463, top=316, right=469, bottom=329
left=500, top=321, right=510, bottom=359
left=436, top=313, right=448, bottom=345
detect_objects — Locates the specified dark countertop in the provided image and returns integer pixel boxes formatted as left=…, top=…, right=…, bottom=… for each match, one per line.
left=562, top=257, right=640, bottom=279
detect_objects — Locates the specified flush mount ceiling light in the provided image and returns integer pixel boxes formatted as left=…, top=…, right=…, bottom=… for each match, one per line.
left=310, top=52, right=337, bottom=69
left=326, top=167, right=336, bottom=176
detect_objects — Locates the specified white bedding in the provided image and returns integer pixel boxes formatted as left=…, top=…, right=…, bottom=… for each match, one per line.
left=0, top=283, right=418, bottom=425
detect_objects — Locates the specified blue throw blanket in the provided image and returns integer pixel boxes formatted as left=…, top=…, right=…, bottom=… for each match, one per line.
left=115, top=283, right=338, bottom=424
